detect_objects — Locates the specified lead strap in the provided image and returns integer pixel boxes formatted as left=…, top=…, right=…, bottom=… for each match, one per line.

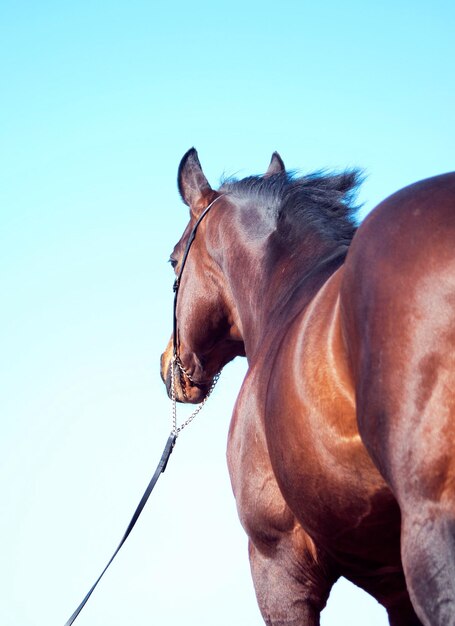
left=63, top=433, right=176, bottom=626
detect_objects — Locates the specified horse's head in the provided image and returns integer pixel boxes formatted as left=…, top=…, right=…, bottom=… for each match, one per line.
left=160, top=148, right=284, bottom=403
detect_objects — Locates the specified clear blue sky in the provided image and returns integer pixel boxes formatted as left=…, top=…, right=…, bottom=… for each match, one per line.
left=1, top=1, right=453, bottom=625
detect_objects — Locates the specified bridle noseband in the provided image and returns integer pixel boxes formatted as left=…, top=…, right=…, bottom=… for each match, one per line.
left=170, top=193, right=225, bottom=433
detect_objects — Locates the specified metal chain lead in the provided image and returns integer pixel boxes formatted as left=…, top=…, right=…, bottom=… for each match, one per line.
left=170, top=355, right=221, bottom=436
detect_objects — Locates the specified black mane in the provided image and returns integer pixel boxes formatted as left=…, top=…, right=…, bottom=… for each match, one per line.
left=220, top=169, right=363, bottom=245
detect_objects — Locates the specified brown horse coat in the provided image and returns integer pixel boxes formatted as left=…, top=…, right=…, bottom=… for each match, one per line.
left=161, top=149, right=455, bottom=626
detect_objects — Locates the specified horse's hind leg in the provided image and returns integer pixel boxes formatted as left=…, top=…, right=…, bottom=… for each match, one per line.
left=248, top=530, right=336, bottom=626
left=356, top=372, right=455, bottom=625
left=386, top=593, right=424, bottom=626
left=380, top=576, right=425, bottom=626
left=363, top=374, right=455, bottom=625
left=357, top=391, right=455, bottom=625
left=347, top=570, right=423, bottom=626
left=399, top=503, right=455, bottom=625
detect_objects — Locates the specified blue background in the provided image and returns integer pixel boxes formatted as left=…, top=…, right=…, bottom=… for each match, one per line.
left=1, top=1, right=453, bottom=624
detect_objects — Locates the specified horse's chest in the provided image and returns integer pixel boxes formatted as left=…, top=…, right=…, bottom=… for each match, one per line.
left=228, top=307, right=393, bottom=549
left=227, top=375, right=297, bottom=546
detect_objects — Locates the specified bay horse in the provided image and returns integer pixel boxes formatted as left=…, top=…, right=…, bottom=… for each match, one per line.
left=160, top=148, right=455, bottom=626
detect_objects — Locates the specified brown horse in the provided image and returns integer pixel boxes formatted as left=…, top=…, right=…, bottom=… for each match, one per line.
left=160, top=148, right=455, bottom=626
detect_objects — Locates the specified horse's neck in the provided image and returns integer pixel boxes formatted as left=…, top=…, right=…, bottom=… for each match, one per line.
left=223, top=239, right=348, bottom=362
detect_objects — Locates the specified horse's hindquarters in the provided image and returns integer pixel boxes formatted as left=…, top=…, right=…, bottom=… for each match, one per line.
left=341, top=172, right=455, bottom=625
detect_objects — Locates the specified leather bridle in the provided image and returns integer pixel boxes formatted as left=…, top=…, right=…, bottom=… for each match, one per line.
left=171, top=194, right=226, bottom=390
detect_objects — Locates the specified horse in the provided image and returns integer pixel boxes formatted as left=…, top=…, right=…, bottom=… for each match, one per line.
left=160, top=148, right=455, bottom=626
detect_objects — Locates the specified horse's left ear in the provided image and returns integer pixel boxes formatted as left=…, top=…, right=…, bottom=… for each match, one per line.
left=178, top=148, right=213, bottom=214
left=265, top=152, right=285, bottom=177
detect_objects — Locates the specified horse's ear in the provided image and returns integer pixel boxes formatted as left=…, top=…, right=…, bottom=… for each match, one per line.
left=178, top=148, right=213, bottom=213
left=265, top=152, right=285, bottom=177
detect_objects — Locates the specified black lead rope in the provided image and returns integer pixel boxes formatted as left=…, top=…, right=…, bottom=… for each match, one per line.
left=64, top=194, right=226, bottom=625
left=64, top=433, right=176, bottom=626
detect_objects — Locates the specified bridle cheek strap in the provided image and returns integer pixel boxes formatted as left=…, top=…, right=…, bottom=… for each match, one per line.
left=172, top=194, right=226, bottom=356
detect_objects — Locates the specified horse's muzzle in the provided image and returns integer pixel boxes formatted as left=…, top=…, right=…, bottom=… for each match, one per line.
left=160, top=341, right=209, bottom=404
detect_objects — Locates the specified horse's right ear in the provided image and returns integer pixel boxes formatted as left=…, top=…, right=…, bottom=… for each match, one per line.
left=178, top=148, right=213, bottom=212
left=265, top=152, right=285, bottom=177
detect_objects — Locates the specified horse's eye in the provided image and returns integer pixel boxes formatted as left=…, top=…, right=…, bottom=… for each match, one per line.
left=169, top=257, right=178, bottom=269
